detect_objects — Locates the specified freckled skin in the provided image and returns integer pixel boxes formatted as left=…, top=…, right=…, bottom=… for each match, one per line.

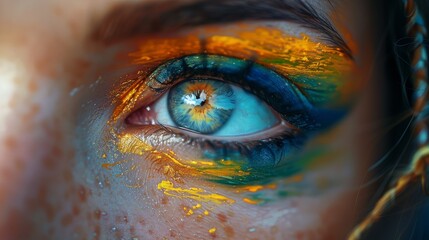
left=0, top=0, right=383, bottom=239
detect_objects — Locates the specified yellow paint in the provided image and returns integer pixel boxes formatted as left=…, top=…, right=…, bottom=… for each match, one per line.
left=106, top=26, right=356, bottom=184
left=101, top=153, right=107, bottom=159
left=101, top=159, right=129, bottom=170
left=243, top=185, right=264, bottom=192
left=238, top=183, right=277, bottom=193
left=243, top=198, right=263, bottom=205
left=157, top=180, right=235, bottom=204
left=190, top=161, right=215, bottom=166
left=131, top=27, right=351, bottom=77
left=117, top=134, right=154, bottom=156
left=114, top=133, right=250, bottom=180
left=186, top=209, right=194, bottom=216
left=110, top=78, right=147, bottom=122
left=208, top=228, right=217, bottom=235
left=192, top=203, right=202, bottom=210
left=284, top=174, right=304, bottom=183
left=204, top=210, right=209, bottom=216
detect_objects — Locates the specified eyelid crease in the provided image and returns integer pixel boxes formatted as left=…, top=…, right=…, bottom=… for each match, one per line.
left=109, top=26, right=354, bottom=125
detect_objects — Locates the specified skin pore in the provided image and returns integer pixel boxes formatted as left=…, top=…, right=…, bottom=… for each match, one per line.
left=0, top=0, right=385, bottom=239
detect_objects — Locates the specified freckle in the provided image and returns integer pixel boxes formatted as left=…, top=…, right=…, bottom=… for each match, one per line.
left=295, top=231, right=305, bottom=240
left=42, top=156, right=56, bottom=169
left=60, top=213, right=73, bottom=226
left=94, top=209, right=101, bottom=220
left=169, top=229, right=177, bottom=237
left=94, top=224, right=101, bottom=240
left=72, top=205, right=80, bottom=216
left=130, top=226, right=136, bottom=235
left=27, top=80, right=39, bottom=92
left=78, top=185, right=87, bottom=202
left=138, top=219, right=145, bottom=226
left=63, top=170, right=73, bottom=182
left=114, top=228, right=123, bottom=239
left=3, top=136, right=17, bottom=148
left=224, top=226, right=235, bottom=238
left=37, top=185, right=56, bottom=221
left=161, top=197, right=168, bottom=205
left=217, top=213, right=227, bottom=223
left=148, top=229, right=154, bottom=235
left=24, top=104, right=40, bottom=119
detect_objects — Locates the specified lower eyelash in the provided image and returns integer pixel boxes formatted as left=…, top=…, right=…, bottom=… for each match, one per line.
left=125, top=124, right=309, bottom=185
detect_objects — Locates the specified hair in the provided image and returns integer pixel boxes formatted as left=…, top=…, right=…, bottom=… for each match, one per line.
left=349, top=0, right=429, bottom=239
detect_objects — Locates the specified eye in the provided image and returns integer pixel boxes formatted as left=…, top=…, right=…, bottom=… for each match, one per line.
left=125, top=54, right=343, bottom=142
left=128, top=78, right=281, bottom=137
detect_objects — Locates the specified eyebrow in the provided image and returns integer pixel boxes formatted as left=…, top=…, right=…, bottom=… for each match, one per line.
left=91, top=0, right=352, bottom=58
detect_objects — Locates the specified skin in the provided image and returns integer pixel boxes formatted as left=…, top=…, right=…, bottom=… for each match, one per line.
left=0, top=0, right=386, bottom=239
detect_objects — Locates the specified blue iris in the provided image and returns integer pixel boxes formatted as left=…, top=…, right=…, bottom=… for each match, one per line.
left=167, top=80, right=236, bottom=134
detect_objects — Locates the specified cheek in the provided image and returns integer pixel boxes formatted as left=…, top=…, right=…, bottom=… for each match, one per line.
left=0, top=75, right=81, bottom=238
left=0, top=47, right=103, bottom=238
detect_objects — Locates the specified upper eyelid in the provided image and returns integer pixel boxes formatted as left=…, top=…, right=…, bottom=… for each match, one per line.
left=90, top=0, right=352, bottom=58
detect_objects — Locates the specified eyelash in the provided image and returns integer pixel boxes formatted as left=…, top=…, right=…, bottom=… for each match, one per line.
left=125, top=123, right=308, bottom=185
left=117, top=54, right=331, bottom=185
left=113, top=40, right=352, bottom=188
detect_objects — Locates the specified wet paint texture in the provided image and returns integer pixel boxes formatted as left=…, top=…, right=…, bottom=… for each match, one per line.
left=106, top=26, right=358, bottom=190
left=157, top=180, right=235, bottom=204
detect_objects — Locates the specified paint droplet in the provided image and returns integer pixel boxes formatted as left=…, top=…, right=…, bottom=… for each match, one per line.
left=101, top=153, right=107, bottom=159
left=209, top=227, right=216, bottom=234
left=186, top=209, right=194, bottom=216
left=249, top=227, right=256, bottom=233
left=192, top=203, right=201, bottom=209
left=204, top=210, right=209, bottom=216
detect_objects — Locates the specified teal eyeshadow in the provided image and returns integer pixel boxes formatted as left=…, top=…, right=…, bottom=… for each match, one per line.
left=148, top=54, right=347, bottom=131
left=146, top=54, right=349, bottom=185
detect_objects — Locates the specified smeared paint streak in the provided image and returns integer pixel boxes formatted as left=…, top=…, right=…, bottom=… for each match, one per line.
left=238, top=183, right=277, bottom=193
left=113, top=133, right=250, bottom=181
left=101, top=159, right=130, bottom=170
left=243, top=198, right=263, bottom=205
left=157, top=180, right=235, bottom=204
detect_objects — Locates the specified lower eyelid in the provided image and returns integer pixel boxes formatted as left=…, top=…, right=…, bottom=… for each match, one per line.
left=119, top=124, right=307, bottom=184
